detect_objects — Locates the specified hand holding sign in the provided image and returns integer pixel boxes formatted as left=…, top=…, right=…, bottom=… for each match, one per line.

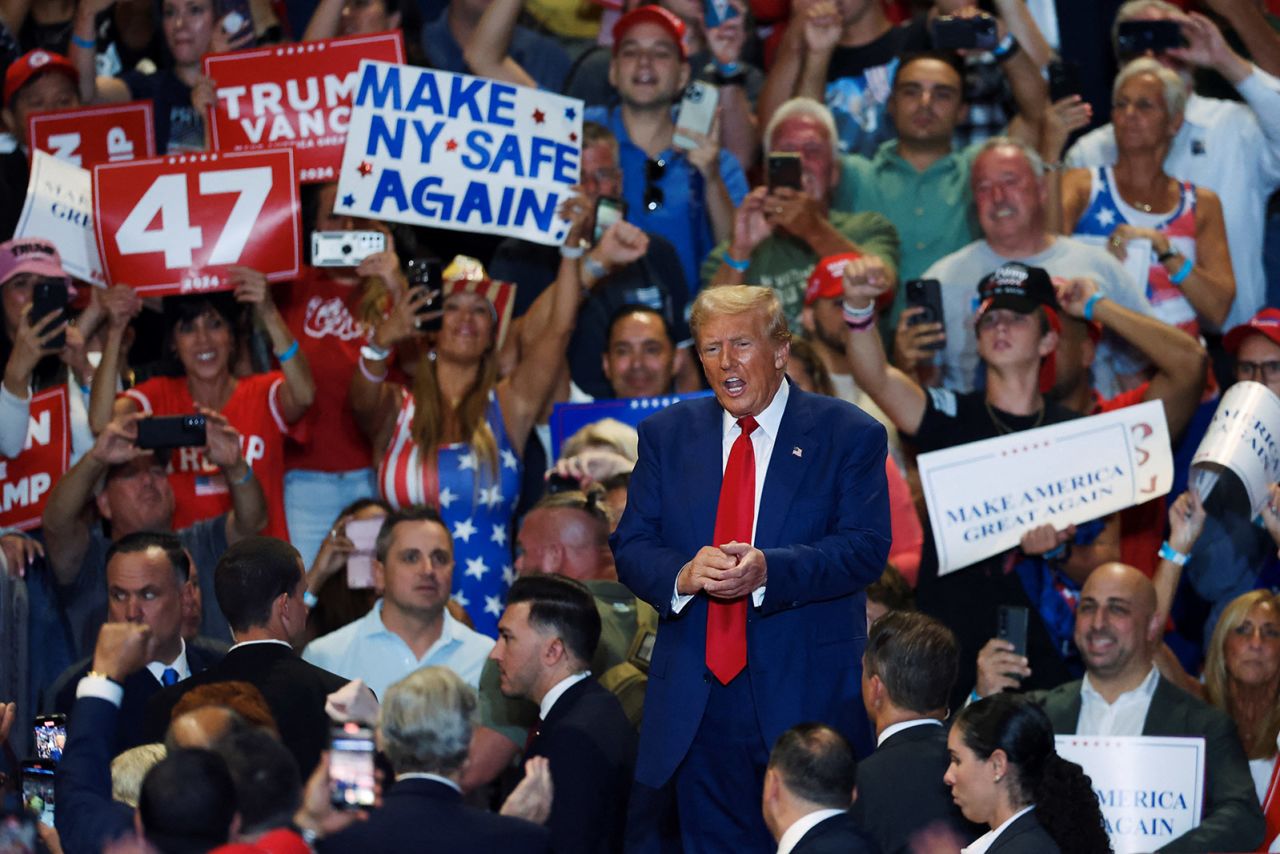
left=1262, top=483, right=1280, bottom=547
left=1166, top=490, right=1206, bottom=555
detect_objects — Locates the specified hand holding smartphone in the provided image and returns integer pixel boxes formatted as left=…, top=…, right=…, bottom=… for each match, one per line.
left=407, top=258, right=444, bottom=333
left=30, top=278, right=69, bottom=351
left=674, top=81, right=719, bottom=151
left=135, top=414, right=207, bottom=450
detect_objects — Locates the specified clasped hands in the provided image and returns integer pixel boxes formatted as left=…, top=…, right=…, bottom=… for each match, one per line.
left=677, top=542, right=766, bottom=599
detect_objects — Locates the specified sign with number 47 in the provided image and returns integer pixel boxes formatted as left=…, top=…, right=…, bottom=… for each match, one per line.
left=92, top=149, right=301, bottom=296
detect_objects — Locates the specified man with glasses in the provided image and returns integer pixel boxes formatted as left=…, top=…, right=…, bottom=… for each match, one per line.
left=585, top=6, right=748, bottom=296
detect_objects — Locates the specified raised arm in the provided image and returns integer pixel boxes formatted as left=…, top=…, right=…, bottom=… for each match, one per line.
left=1, top=305, right=64, bottom=457
left=229, top=267, right=314, bottom=422
left=1201, top=0, right=1280, bottom=80
left=88, top=285, right=141, bottom=435
left=300, top=0, right=342, bottom=40
left=199, top=407, right=269, bottom=543
left=70, top=0, right=132, bottom=103
left=350, top=285, right=431, bottom=453
left=461, top=0, right=538, bottom=88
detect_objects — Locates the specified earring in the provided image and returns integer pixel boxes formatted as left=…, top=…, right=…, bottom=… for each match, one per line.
left=994, top=775, right=1003, bottom=783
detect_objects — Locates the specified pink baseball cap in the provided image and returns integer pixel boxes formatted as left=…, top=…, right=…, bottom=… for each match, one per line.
left=4, top=49, right=78, bottom=106
left=0, top=238, right=69, bottom=285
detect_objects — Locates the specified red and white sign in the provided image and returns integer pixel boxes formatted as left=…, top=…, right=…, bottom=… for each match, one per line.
left=0, top=387, right=69, bottom=531
left=204, top=30, right=405, bottom=184
left=28, top=101, right=155, bottom=168
left=92, top=149, right=302, bottom=296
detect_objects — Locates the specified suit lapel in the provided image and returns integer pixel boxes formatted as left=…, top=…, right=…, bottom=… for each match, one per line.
left=755, top=388, right=811, bottom=550
left=681, top=398, right=725, bottom=547
left=1142, top=676, right=1182, bottom=735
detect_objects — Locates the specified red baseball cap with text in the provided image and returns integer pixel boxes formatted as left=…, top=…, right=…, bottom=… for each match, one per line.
left=1223, top=307, right=1280, bottom=355
left=804, top=252, right=860, bottom=306
left=612, top=6, right=688, bottom=60
left=4, top=49, right=78, bottom=107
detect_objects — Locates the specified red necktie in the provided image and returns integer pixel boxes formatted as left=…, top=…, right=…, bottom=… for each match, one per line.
left=707, top=415, right=757, bottom=684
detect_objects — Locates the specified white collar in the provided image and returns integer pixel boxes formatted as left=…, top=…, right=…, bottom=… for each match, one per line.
left=720, top=375, right=790, bottom=440
left=877, top=718, right=943, bottom=748
left=228, top=638, right=294, bottom=652
left=539, top=671, right=592, bottom=720
left=395, top=772, right=462, bottom=794
left=145, top=638, right=189, bottom=684
left=776, top=808, right=846, bottom=854
left=367, top=599, right=463, bottom=645
left=1081, top=665, right=1159, bottom=707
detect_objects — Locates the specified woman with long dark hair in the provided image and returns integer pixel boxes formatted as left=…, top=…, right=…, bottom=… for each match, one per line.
left=946, top=694, right=1110, bottom=854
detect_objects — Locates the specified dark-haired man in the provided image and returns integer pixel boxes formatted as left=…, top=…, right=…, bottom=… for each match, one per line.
left=853, top=611, right=980, bottom=854
left=46, top=531, right=224, bottom=752
left=762, top=723, right=878, bottom=854
left=602, top=305, right=681, bottom=400
left=143, top=536, right=354, bottom=776
left=303, top=507, right=493, bottom=697
left=491, top=574, right=636, bottom=854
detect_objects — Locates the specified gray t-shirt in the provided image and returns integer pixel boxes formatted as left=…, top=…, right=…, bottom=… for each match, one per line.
left=924, top=237, right=1154, bottom=396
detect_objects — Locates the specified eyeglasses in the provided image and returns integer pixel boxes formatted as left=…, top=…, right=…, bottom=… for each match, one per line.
left=1236, top=359, right=1280, bottom=382
left=644, top=158, right=666, bottom=211
left=585, top=167, right=622, bottom=186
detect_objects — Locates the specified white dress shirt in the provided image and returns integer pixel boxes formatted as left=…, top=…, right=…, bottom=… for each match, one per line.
left=877, top=718, right=943, bottom=748
left=962, top=805, right=1034, bottom=854
left=776, top=808, right=845, bottom=854
left=396, top=772, right=462, bottom=793
left=539, top=671, right=592, bottom=720
left=1076, top=666, right=1160, bottom=736
left=76, top=639, right=194, bottom=705
left=672, top=379, right=791, bottom=613
left=145, top=639, right=191, bottom=685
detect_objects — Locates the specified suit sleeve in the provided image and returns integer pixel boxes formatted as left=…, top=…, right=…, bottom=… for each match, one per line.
left=54, top=697, right=135, bottom=853
left=757, top=418, right=891, bottom=615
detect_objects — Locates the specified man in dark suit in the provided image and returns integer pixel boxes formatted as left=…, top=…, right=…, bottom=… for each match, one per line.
left=854, top=611, right=982, bottom=854
left=490, top=574, right=637, bottom=854
left=316, top=666, right=551, bottom=853
left=761, top=723, right=878, bottom=854
left=144, top=536, right=353, bottom=776
left=45, top=531, right=224, bottom=753
left=613, top=285, right=891, bottom=850
left=977, top=563, right=1264, bottom=852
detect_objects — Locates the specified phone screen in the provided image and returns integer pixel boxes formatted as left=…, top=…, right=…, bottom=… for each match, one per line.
left=22, top=764, right=55, bottom=828
left=767, top=154, right=802, bottom=191
left=594, top=197, right=626, bottom=243
left=33, top=716, right=66, bottom=762
left=329, top=725, right=376, bottom=809
left=344, top=517, right=383, bottom=590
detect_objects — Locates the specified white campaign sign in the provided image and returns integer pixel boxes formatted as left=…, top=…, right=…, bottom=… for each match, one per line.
left=1191, top=381, right=1280, bottom=516
left=15, top=151, right=104, bottom=284
left=919, top=400, right=1173, bottom=575
left=1056, top=735, right=1205, bottom=853
left=334, top=61, right=583, bottom=245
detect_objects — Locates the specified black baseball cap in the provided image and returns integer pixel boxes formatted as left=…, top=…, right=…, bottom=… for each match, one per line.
left=975, top=263, right=1059, bottom=318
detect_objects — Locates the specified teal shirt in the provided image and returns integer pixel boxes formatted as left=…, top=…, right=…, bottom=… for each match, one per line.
left=833, top=139, right=982, bottom=333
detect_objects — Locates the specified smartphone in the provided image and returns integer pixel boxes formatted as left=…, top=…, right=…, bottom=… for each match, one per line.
left=32, top=714, right=66, bottom=763
left=930, top=14, right=999, bottom=51
left=0, top=811, right=38, bottom=854
left=135, top=414, right=207, bottom=450
left=311, top=231, right=387, bottom=267
left=31, top=277, right=69, bottom=351
left=407, top=258, right=444, bottom=333
left=1047, top=59, right=1082, bottom=103
left=673, top=81, right=719, bottom=151
left=704, top=0, right=739, bottom=29
left=766, top=153, right=802, bottom=191
left=997, top=605, right=1029, bottom=659
left=593, top=196, right=627, bottom=244
left=1116, top=19, right=1187, bottom=55
left=344, top=517, right=383, bottom=590
left=905, top=279, right=945, bottom=350
left=217, top=0, right=255, bottom=45
left=21, top=761, right=55, bottom=828
left=329, top=722, right=377, bottom=810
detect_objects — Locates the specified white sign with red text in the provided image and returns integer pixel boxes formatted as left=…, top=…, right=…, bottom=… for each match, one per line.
left=16, top=151, right=105, bottom=284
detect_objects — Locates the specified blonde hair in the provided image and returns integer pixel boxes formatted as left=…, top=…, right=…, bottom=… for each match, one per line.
left=561, top=418, right=639, bottom=462
left=691, top=285, right=791, bottom=345
left=1204, top=590, right=1280, bottom=759
left=111, top=743, right=167, bottom=807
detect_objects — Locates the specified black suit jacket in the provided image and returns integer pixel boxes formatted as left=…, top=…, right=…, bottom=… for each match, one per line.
left=791, top=811, right=880, bottom=854
left=143, top=641, right=349, bottom=775
left=525, top=678, right=636, bottom=854
left=986, top=810, right=1059, bottom=854
left=53, top=696, right=137, bottom=854
left=317, top=777, right=550, bottom=853
left=47, top=639, right=224, bottom=754
left=851, top=723, right=982, bottom=854
left=1035, top=675, right=1264, bottom=853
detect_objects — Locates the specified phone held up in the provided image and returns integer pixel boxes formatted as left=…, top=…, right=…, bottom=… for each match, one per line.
left=329, top=722, right=377, bottom=811
left=674, top=81, right=719, bottom=151
left=766, top=153, right=802, bottom=192
left=904, top=279, right=945, bottom=351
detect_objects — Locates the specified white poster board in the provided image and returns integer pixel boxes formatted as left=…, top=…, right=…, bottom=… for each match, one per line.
left=919, top=400, right=1173, bottom=575
left=15, top=150, right=105, bottom=285
left=1055, top=735, right=1205, bottom=853
left=1190, top=381, right=1280, bottom=517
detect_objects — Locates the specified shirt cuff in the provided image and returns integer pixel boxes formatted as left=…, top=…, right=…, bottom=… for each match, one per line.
left=671, top=578, right=694, bottom=614
left=75, top=674, right=124, bottom=706
left=1237, top=64, right=1280, bottom=100
left=752, top=586, right=765, bottom=608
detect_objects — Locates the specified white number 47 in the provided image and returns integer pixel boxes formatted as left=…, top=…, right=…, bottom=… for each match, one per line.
left=114, top=167, right=273, bottom=269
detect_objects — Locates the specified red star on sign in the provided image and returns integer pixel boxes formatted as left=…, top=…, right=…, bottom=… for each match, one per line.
left=357, top=160, right=373, bottom=176
left=569, top=132, right=578, bottom=142
left=445, top=139, right=458, bottom=151
left=532, top=108, right=545, bottom=124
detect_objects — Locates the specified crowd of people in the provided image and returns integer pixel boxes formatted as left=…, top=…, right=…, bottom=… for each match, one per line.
left=1, top=0, right=1280, bottom=851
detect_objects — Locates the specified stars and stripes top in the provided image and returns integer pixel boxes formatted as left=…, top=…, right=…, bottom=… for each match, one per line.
left=1073, top=166, right=1201, bottom=335
left=377, top=387, right=523, bottom=637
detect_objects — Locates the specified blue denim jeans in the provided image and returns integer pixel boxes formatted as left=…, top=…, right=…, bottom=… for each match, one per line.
left=284, top=468, right=377, bottom=569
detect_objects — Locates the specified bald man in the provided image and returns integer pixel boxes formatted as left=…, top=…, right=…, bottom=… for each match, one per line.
left=977, top=564, right=1263, bottom=852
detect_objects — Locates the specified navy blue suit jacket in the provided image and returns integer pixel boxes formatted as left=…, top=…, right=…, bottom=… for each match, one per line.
left=54, top=696, right=136, bottom=854
left=612, top=385, right=890, bottom=786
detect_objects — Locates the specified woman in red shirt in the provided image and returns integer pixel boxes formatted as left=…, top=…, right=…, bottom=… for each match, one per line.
left=91, top=270, right=314, bottom=540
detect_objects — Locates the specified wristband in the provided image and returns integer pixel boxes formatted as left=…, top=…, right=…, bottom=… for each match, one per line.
left=1082, top=292, right=1104, bottom=322
left=582, top=255, right=608, bottom=281
left=275, top=340, right=300, bottom=364
left=1043, top=543, right=1067, bottom=561
left=991, top=33, right=1018, bottom=61
left=1157, top=247, right=1179, bottom=264
left=358, top=355, right=387, bottom=383
left=844, top=312, right=877, bottom=332
left=303, top=590, right=319, bottom=608
left=71, top=33, right=95, bottom=50
left=360, top=342, right=391, bottom=362
left=724, top=254, right=750, bottom=272
left=841, top=299, right=876, bottom=321
left=229, top=465, right=254, bottom=486
left=1159, top=540, right=1189, bottom=566
left=560, top=244, right=585, bottom=259
left=716, top=61, right=740, bottom=75
left=1170, top=257, right=1193, bottom=286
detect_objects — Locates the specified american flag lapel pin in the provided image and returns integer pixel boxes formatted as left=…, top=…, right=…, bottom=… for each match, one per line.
left=792, top=446, right=803, bottom=458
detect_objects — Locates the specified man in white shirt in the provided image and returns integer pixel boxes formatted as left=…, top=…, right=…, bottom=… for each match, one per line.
left=1065, top=1, right=1280, bottom=329
left=762, top=723, right=877, bottom=854
left=303, top=507, right=493, bottom=697
left=977, top=562, right=1264, bottom=851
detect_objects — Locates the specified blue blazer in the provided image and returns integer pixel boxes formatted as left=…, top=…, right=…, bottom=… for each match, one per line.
left=612, top=385, right=890, bottom=786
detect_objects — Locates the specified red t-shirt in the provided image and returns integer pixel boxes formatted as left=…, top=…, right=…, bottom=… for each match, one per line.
left=123, top=373, right=295, bottom=540
left=275, top=269, right=373, bottom=473
left=1094, top=383, right=1163, bottom=577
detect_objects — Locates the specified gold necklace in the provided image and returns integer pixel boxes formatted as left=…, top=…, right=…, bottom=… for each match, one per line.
left=985, top=401, right=1045, bottom=435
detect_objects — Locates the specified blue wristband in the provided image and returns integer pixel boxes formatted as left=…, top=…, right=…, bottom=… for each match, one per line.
left=1159, top=540, right=1189, bottom=566
left=1082, top=292, right=1104, bottom=322
left=1043, top=543, right=1067, bottom=561
left=716, top=61, right=740, bottom=75
left=71, top=33, right=95, bottom=50
left=724, top=254, right=750, bottom=272
left=276, top=340, right=300, bottom=364
left=1169, top=257, right=1193, bottom=286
